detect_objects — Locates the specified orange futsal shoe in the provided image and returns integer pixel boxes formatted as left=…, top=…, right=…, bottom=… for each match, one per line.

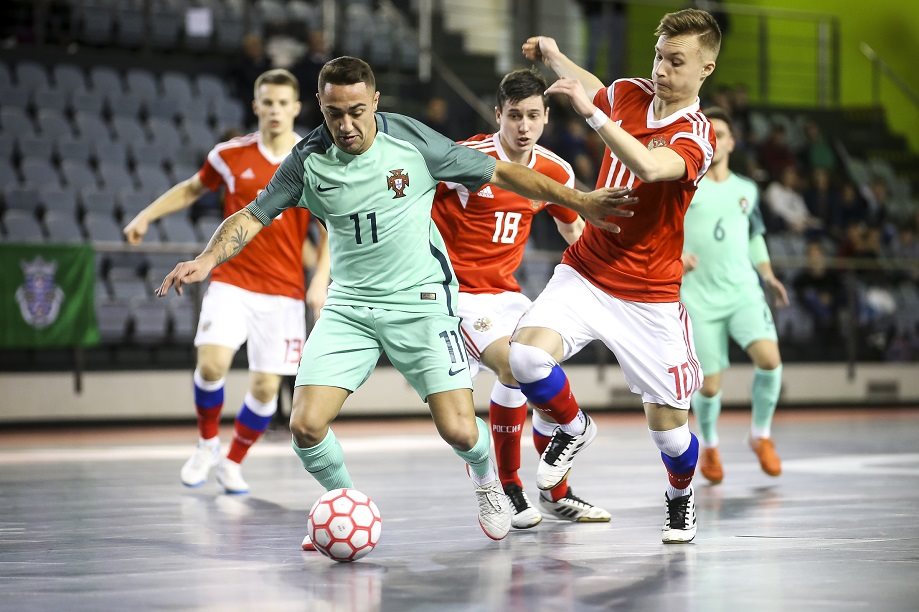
left=749, top=437, right=782, bottom=477
left=699, top=447, right=724, bottom=484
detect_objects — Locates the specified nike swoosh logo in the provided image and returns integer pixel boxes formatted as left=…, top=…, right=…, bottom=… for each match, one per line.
left=317, top=184, right=339, bottom=192
left=448, top=367, right=466, bottom=376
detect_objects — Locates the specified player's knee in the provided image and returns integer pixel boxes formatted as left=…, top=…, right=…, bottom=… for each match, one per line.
left=439, top=422, right=478, bottom=451
left=508, top=343, right=556, bottom=384
left=700, top=379, right=721, bottom=397
left=196, top=362, right=227, bottom=382
left=250, top=377, right=281, bottom=404
left=756, top=357, right=782, bottom=371
left=289, top=406, right=328, bottom=447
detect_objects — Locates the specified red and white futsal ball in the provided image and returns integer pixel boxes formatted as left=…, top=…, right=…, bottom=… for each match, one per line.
left=308, top=488, right=382, bottom=562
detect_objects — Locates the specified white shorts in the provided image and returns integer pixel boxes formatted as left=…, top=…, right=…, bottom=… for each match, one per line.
left=458, top=291, right=532, bottom=379
left=517, top=264, right=702, bottom=409
left=194, top=281, right=306, bottom=376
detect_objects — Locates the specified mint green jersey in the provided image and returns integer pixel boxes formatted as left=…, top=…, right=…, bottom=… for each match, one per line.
left=681, top=172, right=765, bottom=318
left=247, top=113, right=496, bottom=314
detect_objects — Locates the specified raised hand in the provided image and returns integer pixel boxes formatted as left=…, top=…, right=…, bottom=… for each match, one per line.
left=521, top=36, right=559, bottom=65
left=578, top=187, right=638, bottom=233
left=123, top=215, right=149, bottom=245
left=545, top=77, right=596, bottom=118
left=681, top=252, right=699, bottom=272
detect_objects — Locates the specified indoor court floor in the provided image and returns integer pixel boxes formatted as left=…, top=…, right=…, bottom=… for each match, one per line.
left=1, top=407, right=917, bottom=611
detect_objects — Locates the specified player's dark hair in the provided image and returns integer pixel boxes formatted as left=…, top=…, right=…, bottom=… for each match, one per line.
left=702, top=106, right=732, bottom=134
left=496, top=68, right=549, bottom=111
left=318, top=56, right=376, bottom=92
left=254, top=68, right=300, bottom=99
left=656, top=8, right=722, bottom=58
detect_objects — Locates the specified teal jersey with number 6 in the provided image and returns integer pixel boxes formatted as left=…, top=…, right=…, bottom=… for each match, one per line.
left=247, top=112, right=496, bottom=314
left=681, top=172, right=765, bottom=318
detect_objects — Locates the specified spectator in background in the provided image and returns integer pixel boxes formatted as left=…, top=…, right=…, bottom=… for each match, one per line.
left=421, top=96, right=457, bottom=140
left=793, top=240, right=846, bottom=352
left=888, top=219, right=919, bottom=284
left=827, top=180, right=869, bottom=241
left=731, top=84, right=752, bottom=140
left=233, top=33, right=272, bottom=121
left=800, top=121, right=835, bottom=172
left=763, top=165, right=821, bottom=234
left=757, top=124, right=796, bottom=180
left=291, top=29, right=332, bottom=129
left=866, top=178, right=897, bottom=244
left=803, top=167, right=839, bottom=229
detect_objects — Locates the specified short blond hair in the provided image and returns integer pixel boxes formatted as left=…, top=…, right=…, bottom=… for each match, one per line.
left=655, top=8, right=721, bottom=59
left=253, top=68, right=300, bottom=100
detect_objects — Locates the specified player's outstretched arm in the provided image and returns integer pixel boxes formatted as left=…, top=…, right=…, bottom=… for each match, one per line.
left=546, top=78, right=688, bottom=183
left=123, top=174, right=208, bottom=244
left=522, top=36, right=605, bottom=101
left=491, top=160, right=637, bottom=233
left=156, top=208, right=264, bottom=296
left=306, top=224, right=330, bottom=318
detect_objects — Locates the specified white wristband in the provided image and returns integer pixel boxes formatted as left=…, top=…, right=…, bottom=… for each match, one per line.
left=585, top=108, right=608, bottom=130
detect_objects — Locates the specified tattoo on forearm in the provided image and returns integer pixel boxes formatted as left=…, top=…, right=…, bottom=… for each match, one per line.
left=205, top=210, right=256, bottom=265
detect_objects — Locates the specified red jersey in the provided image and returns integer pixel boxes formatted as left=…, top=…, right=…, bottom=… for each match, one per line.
left=198, top=132, right=311, bottom=300
left=562, top=78, right=714, bottom=303
left=432, top=133, right=579, bottom=294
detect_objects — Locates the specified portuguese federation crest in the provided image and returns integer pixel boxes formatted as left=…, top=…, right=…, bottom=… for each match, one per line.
left=15, top=256, right=65, bottom=329
left=387, top=169, right=410, bottom=198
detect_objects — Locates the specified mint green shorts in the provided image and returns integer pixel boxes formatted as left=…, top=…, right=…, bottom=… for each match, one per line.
left=689, top=293, right=778, bottom=375
left=295, top=304, right=472, bottom=400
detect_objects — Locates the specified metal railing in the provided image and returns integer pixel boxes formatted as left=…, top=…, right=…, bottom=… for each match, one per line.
left=860, top=42, right=919, bottom=111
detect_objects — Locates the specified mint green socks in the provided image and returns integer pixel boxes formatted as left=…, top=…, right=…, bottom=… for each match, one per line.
left=751, top=365, right=782, bottom=438
left=691, top=390, right=722, bottom=447
left=292, top=428, right=354, bottom=491
left=453, top=417, right=496, bottom=485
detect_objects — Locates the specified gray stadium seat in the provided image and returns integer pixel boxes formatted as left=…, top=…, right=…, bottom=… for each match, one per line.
left=213, top=96, right=245, bottom=131
left=116, top=7, right=146, bottom=49
left=38, top=188, right=79, bottom=217
left=79, top=187, right=118, bottom=217
left=94, top=278, right=111, bottom=302
left=0, top=63, right=10, bottom=91
left=32, top=85, right=70, bottom=113
left=96, top=300, right=132, bottom=343
left=159, top=214, right=199, bottom=244
left=168, top=299, right=197, bottom=342
left=92, top=139, right=127, bottom=165
left=53, top=64, right=88, bottom=92
left=126, top=69, right=159, bottom=102
left=36, top=108, right=73, bottom=137
left=60, top=159, right=100, bottom=192
left=134, top=164, right=172, bottom=194
left=109, top=266, right=150, bottom=300
left=15, top=61, right=50, bottom=95
left=111, top=116, right=148, bottom=143
left=132, top=299, right=172, bottom=344
left=20, top=157, right=63, bottom=190
left=0, top=134, right=14, bottom=161
left=196, top=216, right=221, bottom=242
left=145, top=96, right=181, bottom=121
left=16, top=135, right=55, bottom=161
left=70, top=88, right=106, bottom=115
left=214, top=16, right=245, bottom=53
left=3, top=186, right=40, bottom=213
left=129, top=141, right=167, bottom=167
left=2, top=210, right=44, bottom=243
left=89, top=65, right=123, bottom=96
left=0, top=161, right=18, bottom=188
left=43, top=211, right=85, bottom=243
left=147, top=118, right=183, bottom=155
left=56, top=135, right=94, bottom=163
left=107, top=92, right=145, bottom=118
left=74, top=111, right=113, bottom=142
left=195, top=74, right=228, bottom=105
left=151, top=12, right=182, bottom=50
left=182, top=120, right=216, bottom=157
left=2, top=87, right=30, bottom=110
left=161, top=72, right=194, bottom=105
left=79, top=4, right=115, bottom=46
left=169, top=162, right=199, bottom=183
left=0, top=107, right=36, bottom=138
left=117, top=187, right=155, bottom=220
left=98, top=162, right=136, bottom=192
left=83, top=212, right=124, bottom=242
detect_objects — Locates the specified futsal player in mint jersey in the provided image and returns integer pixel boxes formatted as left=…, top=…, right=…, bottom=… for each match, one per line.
left=680, top=107, right=789, bottom=484
left=156, top=56, right=637, bottom=547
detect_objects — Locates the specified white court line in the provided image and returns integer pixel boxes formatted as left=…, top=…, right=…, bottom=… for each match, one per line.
left=783, top=453, right=919, bottom=476
left=0, top=436, right=450, bottom=465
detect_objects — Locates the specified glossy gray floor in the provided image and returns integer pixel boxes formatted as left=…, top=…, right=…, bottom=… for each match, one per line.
left=1, top=408, right=917, bottom=611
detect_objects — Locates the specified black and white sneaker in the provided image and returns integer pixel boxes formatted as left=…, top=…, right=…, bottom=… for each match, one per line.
left=503, top=483, right=542, bottom=529
left=538, top=488, right=611, bottom=522
left=536, top=415, right=597, bottom=490
left=662, top=487, right=696, bottom=543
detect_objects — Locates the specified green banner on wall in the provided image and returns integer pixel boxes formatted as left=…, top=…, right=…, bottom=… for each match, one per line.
left=0, top=244, right=100, bottom=349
